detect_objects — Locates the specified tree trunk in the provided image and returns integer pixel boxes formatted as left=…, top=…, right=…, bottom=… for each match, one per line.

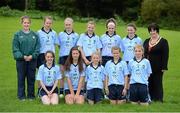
left=25, top=0, right=28, bottom=12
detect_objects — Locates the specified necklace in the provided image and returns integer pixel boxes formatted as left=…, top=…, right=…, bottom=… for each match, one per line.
left=149, top=37, right=161, bottom=47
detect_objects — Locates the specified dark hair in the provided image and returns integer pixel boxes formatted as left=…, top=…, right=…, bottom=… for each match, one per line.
left=148, top=23, right=159, bottom=33
left=106, top=18, right=117, bottom=28
left=64, top=46, right=84, bottom=73
left=45, top=50, right=55, bottom=64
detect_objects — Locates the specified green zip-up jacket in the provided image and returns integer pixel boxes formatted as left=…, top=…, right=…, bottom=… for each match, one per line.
left=12, top=30, right=40, bottom=60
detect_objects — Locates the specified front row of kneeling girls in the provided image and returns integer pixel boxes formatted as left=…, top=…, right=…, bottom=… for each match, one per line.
left=36, top=45, right=152, bottom=105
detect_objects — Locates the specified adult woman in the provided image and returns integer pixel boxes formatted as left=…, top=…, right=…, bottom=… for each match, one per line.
left=143, top=23, right=169, bottom=102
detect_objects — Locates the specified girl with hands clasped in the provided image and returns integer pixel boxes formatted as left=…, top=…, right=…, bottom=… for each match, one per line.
left=64, top=47, right=85, bottom=104
left=85, top=52, right=105, bottom=105
left=105, top=46, right=129, bottom=104
left=36, top=51, right=62, bottom=105
left=12, top=16, right=40, bottom=101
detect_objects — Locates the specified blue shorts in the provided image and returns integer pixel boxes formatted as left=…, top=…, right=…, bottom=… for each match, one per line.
left=102, top=56, right=113, bottom=66
left=39, top=86, right=58, bottom=97
left=58, top=56, right=68, bottom=65
left=37, top=53, right=45, bottom=68
left=64, top=89, right=84, bottom=95
left=108, top=84, right=126, bottom=100
left=130, top=83, right=149, bottom=103
left=87, top=88, right=104, bottom=103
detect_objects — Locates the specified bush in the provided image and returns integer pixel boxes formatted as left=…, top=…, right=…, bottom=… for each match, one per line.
left=0, top=6, right=13, bottom=16
left=140, top=0, right=180, bottom=30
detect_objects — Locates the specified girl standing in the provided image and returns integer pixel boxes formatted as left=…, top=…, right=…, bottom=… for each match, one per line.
left=12, top=16, right=40, bottom=100
left=37, top=16, right=57, bottom=68
left=100, top=18, right=123, bottom=66
left=57, top=17, right=79, bottom=97
left=77, top=20, right=102, bottom=65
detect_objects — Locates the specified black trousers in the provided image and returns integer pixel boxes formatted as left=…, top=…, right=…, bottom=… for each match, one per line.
left=16, top=60, right=37, bottom=99
left=148, top=71, right=164, bottom=102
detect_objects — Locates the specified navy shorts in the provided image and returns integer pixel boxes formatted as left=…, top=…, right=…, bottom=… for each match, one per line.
left=65, top=89, right=84, bottom=95
left=87, top=88, right=104, bottom=103
left=37, top=53, right=45, bottom=68
left=84, top=56, right=91, bottom=66
left=108, top=84, right=126, bottom=100
left=102, top=56, right=113, bottom=66
left=39, top=86, right=58, bottom=97
left=130, top=83, right=149, bottom=103
left=58, top=56, right=68, bottom=65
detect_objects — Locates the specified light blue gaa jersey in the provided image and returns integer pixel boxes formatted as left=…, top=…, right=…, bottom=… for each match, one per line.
left=122, top=35, right=142, bottom=61
left=77, top=33, right=102, bottom=56
left=57, top=31, right=79, bottom=57
left=105, top=59, right=129, bottom=86
left=128, top=58, right=152, bottom=85
left=85, top=64, right=105, bottom=90
left=37, top=28, right=58, bottom=53
left=36, top=64, right=62, bottom=87
left=100, top=32, right=123, bottom=57
left=64, top=64, right=85, bottom=90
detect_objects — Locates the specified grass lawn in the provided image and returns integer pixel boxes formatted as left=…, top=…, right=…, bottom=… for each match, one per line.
left=0, top=16, right=180, bottom=112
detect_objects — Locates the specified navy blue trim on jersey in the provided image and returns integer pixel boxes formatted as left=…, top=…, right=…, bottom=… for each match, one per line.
left=72, top=63, right=78, bottom=67
left=90, top=63, right=101, bottom=70
left=105, top=31, right=116, bottom=37
left=64, top=30, right=74, bottom=35
left=111, top=58, right=122, bottom=65
left=133, top=57, right=145, bottom=63
left=126, top=34, right=138, bottom=40
left=41, top=27, right=52, bottom=34
left=85, top=32, right=95, bottom=38
left=44, top=63, right=55, bottom=70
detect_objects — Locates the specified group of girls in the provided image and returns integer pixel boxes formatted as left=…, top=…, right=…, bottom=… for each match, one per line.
left=34, top=16, right=153, bottom=106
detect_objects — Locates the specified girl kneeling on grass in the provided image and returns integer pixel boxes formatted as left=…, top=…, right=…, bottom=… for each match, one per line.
left=36, top=51, right=62, bottom=105
left=128, top=45, right=152, bottom=106
left=105, top=46, right=129, bottom=104
left=64, top=46, right=85, bottom=104
left=85, top=52, right=105, bottom=105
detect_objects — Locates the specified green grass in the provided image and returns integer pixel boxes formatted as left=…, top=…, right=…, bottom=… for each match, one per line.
left=0, top=16, right=180, bottom=112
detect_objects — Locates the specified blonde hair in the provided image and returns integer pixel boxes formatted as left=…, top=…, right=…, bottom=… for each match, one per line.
left=134, top=44, right=144, bottom=56
left=87, top=20, right=95, bottom=26
left=127, top=23, right=137, bottom=31
left=111, top=46, right=121, bottom=53
left=21, top=15, right=31, bottom=24
left=44, top=16, right=53, bottom=23
left=91, top=51, right=101, bottom=63
left=64, top=17, right=73, bottom=23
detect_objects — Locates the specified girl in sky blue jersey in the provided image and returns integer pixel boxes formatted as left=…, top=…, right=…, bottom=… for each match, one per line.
left=105, top=46, right=129, bottom=104
left=57, top=17, right=79, bottom=97
left=85, top=52, right=105, bottom=104
left=36, top=51, right=62, bottom=105
left=77, top=20, right=102, bottom=65
left=100, top=18, right=123, bottom=66
left=64, top=47, right=85, bottom=104
left=128, top=45, right=152, bottom=106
